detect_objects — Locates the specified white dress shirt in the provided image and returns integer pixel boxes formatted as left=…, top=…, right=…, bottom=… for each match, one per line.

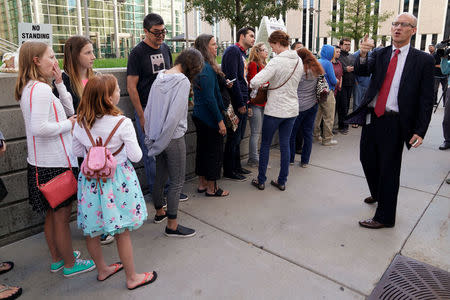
left=369, top=44, right=410, bottom=112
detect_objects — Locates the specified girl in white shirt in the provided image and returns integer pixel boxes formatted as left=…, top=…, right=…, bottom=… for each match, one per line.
left=72, top=74, right=156, bottom=290
left=15, top=41, right=95, bottom=277
left=59, top=36, right=115, bottom=246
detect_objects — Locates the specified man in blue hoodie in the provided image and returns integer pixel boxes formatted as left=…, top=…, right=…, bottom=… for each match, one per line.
left=313, top=44, right=338, bottom=146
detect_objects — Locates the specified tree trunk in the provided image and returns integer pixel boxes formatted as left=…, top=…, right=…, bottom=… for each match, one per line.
left=235, top=0, right=242, bottom=29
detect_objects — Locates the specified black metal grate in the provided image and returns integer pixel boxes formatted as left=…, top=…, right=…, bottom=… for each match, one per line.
left=369, top=255, right=450, bottom=300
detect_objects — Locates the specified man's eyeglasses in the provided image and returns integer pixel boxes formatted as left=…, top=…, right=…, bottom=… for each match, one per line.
left=392, top=22, right=415, bottom=28
left=148, top=28, right=168, bottom=37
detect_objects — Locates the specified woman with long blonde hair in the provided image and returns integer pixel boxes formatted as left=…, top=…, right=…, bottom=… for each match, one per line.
left=15, top=41, right=95, bottom=277
left=247, top=42, right=268, bottom=168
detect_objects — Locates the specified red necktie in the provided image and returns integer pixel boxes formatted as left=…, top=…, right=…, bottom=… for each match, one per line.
left=374, top=49, right=401, bottom=117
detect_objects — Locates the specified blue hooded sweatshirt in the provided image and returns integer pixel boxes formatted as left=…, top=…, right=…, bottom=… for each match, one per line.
left=318, top=45, right=337, bottom=91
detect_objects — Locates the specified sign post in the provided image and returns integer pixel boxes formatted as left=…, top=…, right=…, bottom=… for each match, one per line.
left=18, top=23, right=53, bottom=46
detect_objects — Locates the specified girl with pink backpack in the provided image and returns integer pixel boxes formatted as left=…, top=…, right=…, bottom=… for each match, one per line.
left=72, top=74, right=156, bottom=290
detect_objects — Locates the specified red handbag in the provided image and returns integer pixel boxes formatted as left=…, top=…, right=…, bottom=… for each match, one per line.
left=30, top=82, right=77, bottom=208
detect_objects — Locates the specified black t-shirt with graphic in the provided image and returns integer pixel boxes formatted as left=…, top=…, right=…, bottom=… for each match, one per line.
left=127, top=41, right=172, bottom=108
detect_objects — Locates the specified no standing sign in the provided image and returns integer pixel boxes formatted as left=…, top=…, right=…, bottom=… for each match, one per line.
left=18, top=23, right=52, bottom=46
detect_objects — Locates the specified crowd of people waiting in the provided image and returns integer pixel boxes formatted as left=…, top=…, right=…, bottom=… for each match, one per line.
left=0, top=11, right=446, bottom=298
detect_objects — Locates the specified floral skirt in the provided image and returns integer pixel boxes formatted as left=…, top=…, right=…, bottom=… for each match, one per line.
left=77, top=160, right=147, bottom=237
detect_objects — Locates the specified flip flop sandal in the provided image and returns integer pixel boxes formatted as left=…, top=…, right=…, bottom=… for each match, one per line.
left=205, top=188, right=228, bottom=197
left=128, top=271, right=157, bottom=290
left=0, top=285, right=22, bottom=300
left=97, top=262, right=123, bottom=281
left=270, top=180, right=285, bottom=191
left=197, top=188, right=207, bottom=193
left=0, top=262, right=14, bottom=275
left=251, top=179, right=265, bottom=190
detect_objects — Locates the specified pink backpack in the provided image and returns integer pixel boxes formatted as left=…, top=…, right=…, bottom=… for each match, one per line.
left=81, top=118, right=126, bottom=192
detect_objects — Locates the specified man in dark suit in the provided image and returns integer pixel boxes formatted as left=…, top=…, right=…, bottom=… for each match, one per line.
left=346, top=12, right=434, bottom=229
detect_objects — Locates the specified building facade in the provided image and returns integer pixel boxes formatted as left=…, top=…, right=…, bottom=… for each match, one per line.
left=0, top=0, right=448, bottom=57
left=0, top=0, right=186, bottom=57
left=286, top=0, right=449, bottom=53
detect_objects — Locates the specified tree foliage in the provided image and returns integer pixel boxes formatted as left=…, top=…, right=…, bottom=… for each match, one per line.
left=326, top=0, right=392, bottom=48
left=185, top=0, right=300, bottom=32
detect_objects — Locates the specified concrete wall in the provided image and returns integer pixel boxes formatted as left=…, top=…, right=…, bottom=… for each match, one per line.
left=0, top=68, right=254, bottom=246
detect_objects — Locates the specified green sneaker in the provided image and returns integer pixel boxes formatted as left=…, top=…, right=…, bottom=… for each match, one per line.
left=50, top=251, right=81, bottom=273
left=63, top=259, right=96, bottom=277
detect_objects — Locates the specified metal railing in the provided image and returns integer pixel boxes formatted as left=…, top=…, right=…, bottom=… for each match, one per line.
left=0, top=38, right=18, bottom=55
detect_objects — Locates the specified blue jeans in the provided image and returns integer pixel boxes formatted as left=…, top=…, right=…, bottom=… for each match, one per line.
left=248, top=105, right=264, bottom=163
left=289, top=104, right=318, bottom=164
left=135, top=112, right=156, bottom=194
left=258, top=115, right=296, bottom=186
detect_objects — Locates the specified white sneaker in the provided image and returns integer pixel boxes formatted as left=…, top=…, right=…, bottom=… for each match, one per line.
left=322, top=140, right=338, bottom=146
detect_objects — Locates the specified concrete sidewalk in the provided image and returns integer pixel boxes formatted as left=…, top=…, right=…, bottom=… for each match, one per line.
left=1, top=108, right=449, bottom=300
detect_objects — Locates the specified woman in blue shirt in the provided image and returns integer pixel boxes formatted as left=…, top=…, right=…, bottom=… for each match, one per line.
left=193, top=34, right=230, bottom=197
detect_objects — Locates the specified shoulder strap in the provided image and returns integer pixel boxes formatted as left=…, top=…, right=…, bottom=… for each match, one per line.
left=112, top=143, right=125, bottom=156
left=81, top=119, right=97, bottom=147
left=30, top=82, right=72, bottom=187
left=268, top=58, right=300, bottom=91
left=104, top=117, right=126, bottom=147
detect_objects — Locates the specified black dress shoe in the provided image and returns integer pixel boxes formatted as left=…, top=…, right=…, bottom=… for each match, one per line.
left=223, top=172, right=246, bottom=182
left=359, top=218, right=394, bottom=229
left=364, top=196, right=377, bottom=204
left=236, top=168, right=252, bottom=175
left=439, top=142, right=450, bottom=150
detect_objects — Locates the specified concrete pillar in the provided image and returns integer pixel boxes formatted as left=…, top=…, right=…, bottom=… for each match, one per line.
left=194, top=8, right=198, bottom=37
left=3, top=0, right=13, bottom=42
left=16, top=0, right=23, bottom=22
left=113, top=0, right=120, bottom=58
left=83, top=0, right=89, bottom=37
left=32, top=0, right=40, bottom=23
left=184, top=2, right=189, bottom=48
left=144, top=0, right=148, bottom=15
left=305, top=10, right=310, bottom=49
left=76, top=0, right=82, bottom=35
left=233, top=25, right=236, bottom=43
left=171, top=0, right=176, bottom=50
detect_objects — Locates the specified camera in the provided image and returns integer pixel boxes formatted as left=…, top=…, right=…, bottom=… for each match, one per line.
left=436, top=39, right=450, bottom=58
